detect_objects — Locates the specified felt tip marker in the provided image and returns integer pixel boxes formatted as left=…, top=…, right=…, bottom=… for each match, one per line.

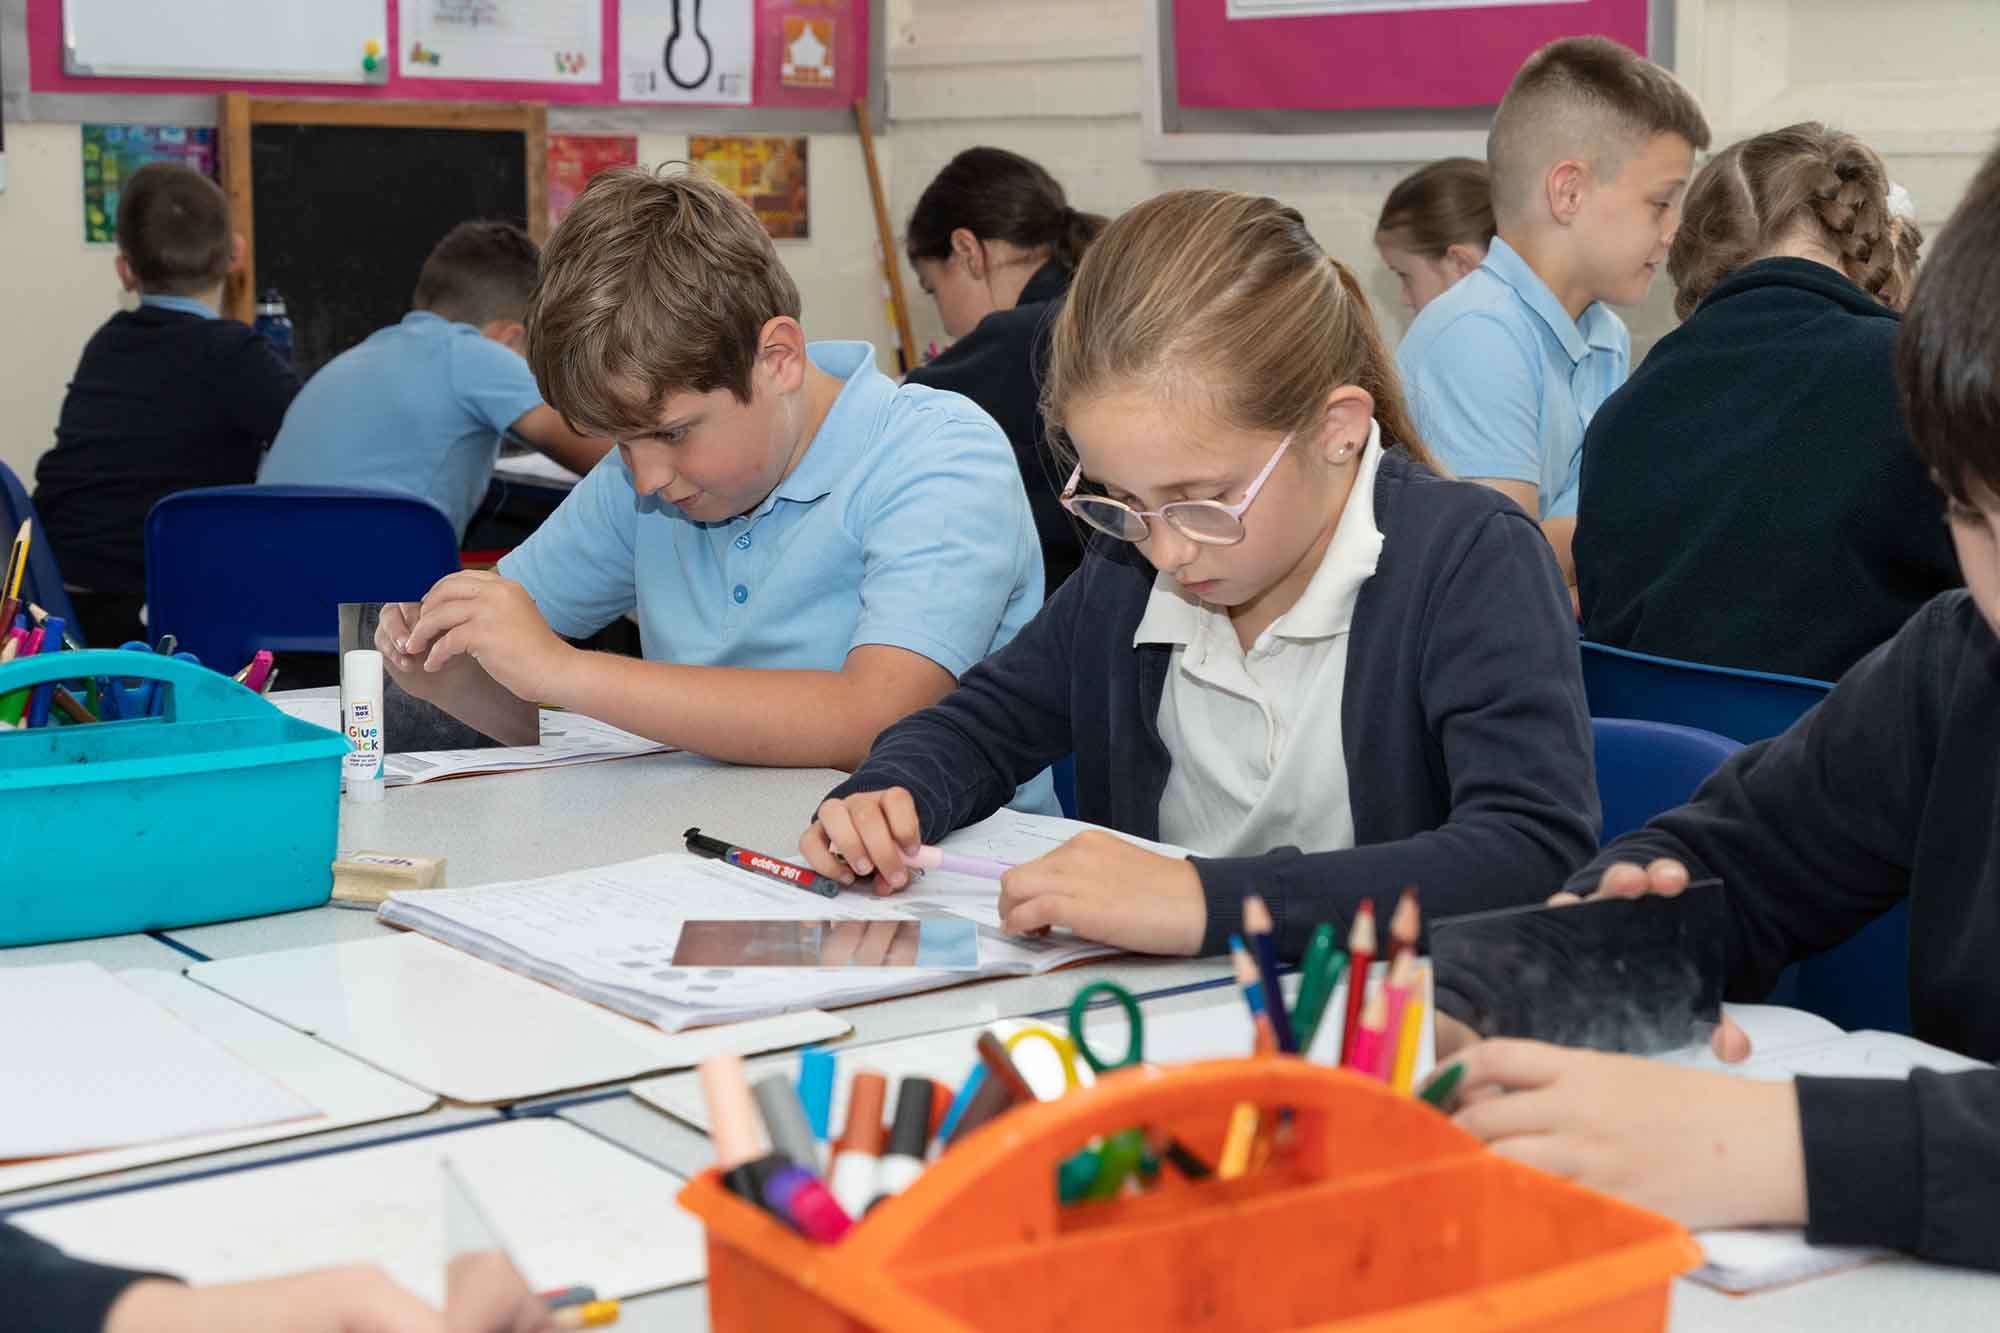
left=698, top=1053, right=790, bottom=1218
left=753, top=1072, right=822, bottom=1174
left=907, top=845, right=1014, bottom=880
left=828, top=1071, right=887, bottom=1217
left=762, top=1164, right=854, bottom=1243
left=868, top=1077, right=935, bottom=1211
left=684, top=827, right=840, bottom=899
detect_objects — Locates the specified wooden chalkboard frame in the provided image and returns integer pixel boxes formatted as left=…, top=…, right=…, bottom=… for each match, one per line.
left=217, top=94, right=547, bottom=323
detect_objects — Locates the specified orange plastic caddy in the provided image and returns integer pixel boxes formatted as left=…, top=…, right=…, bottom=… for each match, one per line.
left=678, top=1057, right=1702, bottom=1332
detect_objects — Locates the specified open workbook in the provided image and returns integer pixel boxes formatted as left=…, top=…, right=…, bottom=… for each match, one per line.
left=273, top=695, right=669, bottom=785
left=1659, top=1004, right=1988, bottom=1294
left=378, top=809, right=1178, bottom=1031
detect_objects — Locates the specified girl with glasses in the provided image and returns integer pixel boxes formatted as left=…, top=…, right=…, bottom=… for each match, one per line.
left=798, top=188, right=1598, bottom=959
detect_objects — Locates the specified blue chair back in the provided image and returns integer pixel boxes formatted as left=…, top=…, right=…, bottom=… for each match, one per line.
left=145, top=485, right=460, bottom=669
left=1578, top=640, right=1833, bottom=744
left=1591, top=718, right=1740, bottom=842
left=0, top=461, right=81, bottom=635
left=1579, top=640, right=1909, bottom=1033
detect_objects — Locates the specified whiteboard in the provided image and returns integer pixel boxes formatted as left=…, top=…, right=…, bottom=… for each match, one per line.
left=64, top=0, right=390, bottom=85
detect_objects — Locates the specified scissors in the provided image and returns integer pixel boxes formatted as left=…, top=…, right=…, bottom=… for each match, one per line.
left=103, top=640, right=200, bottom=720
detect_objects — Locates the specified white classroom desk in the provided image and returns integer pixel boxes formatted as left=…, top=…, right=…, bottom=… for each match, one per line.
left=16, top=691, right=1999, bottom=1330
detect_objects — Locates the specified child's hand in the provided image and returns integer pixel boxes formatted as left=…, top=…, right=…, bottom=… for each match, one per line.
left=800, top=788, right=922, bottom=892
left=1548, top=857, right=1692, bottom=906
left=1443, top=1039, right=1806, bottom=1231
left=374, top=601, right=442, bottom=697
left=401, top=572, right=576, bottom=703
left=997, top=832, right=1206, bottom=955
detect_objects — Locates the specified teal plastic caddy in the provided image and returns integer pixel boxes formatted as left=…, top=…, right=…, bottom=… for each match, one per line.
left=0, top=649, right=349, bottom=946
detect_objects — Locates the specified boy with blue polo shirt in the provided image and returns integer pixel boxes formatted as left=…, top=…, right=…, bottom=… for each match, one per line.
left=379, top=167, right=1055, bottom=810
left=258, top=221, right=608, bottom=539
left=1397, top=37, right=1709, bottom=595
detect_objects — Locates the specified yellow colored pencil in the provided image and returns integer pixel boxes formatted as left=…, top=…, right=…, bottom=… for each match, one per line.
left=1217, top=1101, right=1260, bottom=1179
left=1391, top=992, right=1426, bottom=1094
left=3, top=519, right=29, bottom=601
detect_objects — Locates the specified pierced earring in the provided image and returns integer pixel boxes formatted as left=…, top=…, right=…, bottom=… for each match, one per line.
left=1332, top=441, right=1357, bottom=462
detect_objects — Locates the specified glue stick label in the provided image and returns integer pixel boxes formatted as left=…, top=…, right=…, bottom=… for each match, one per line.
left=340, top=650, right=386, bottom=788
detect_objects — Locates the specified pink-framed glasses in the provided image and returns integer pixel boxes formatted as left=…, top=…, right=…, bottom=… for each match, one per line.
left=1059, top=434, right=1292, bottom=546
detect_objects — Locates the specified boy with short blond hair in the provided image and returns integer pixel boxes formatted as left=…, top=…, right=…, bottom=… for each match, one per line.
left=1398, top=36, right=1710, bottom=589
left=380, top=167, right=1055, bottom=808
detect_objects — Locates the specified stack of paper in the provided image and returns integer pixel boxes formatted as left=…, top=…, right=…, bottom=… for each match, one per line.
left=273, top=697, right=670, bottom=785
left=378, top=809, right=1173, bottom=1030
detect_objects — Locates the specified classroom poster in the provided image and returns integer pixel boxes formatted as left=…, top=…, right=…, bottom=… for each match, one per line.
left=79, top=125, right=217, bottom=245
left=689, top=136, right=809, bottom=239
left=619, top=0, right=754, bottom=105
left=757, top=0, right=865, bottom=108
left=398, top=0, right=602, bottom=83
left=547, top=134, right=639, bottom=230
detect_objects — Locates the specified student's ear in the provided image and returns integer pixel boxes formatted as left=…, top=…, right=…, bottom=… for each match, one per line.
left=754, top=316, right=811, bottom=397
left=227, top=233, right=248, bottom=275
left=482, top=320, right=529, bottom=354
left=950, top=228, right=985, bottom=280
left=1319, top=385, right=1376, bottom=463
left=114, top=254, right=140, bottom=293
left=1546, top=159, right=1589, bottom=227
left=1443, top=242, right=1484, bottom=280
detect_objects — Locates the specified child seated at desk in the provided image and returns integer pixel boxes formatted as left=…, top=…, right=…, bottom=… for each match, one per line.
left=2, top=1219, right=546, bottom=1332
left=378, top=168, right=1055, bottom=808
left=801, top=188, right=1598, bottom=958
left=1435, top=140, right=2000, bottom=1270
left=257, top=221, right=609, bottom=541
left=34, top=163, right=300, bottom=646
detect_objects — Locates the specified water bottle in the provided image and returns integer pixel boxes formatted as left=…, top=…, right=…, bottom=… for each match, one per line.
left=254, top=288, right=294, bottom=363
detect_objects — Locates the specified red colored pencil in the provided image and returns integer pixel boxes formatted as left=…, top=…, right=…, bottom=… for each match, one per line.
left=1338, top=899, right=1376, bottom=1065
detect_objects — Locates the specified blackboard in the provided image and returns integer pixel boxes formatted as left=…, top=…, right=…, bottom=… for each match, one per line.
left=249, top=122, right=530, bottom=376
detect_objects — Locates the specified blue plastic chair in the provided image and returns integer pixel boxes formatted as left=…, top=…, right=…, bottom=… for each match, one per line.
left=145, top=485, right=461, bottom=670
left=1578, top=640, right=1910, bottom=1033
left=1578, top=640, right=1833, bottom=745
left=1591, top=717, right=1741, bottom=842
left=0, top=460, right=81, bottom=635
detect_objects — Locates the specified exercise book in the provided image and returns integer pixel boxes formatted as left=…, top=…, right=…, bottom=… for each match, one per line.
left=188, top=932, right=851, bottom=1104
left=11, top=1118, right=703, bottom=1306
left=374, top=809, right=1178, bottom=1031
left=1660, top=1003, right=1987, bottom=1293
left=0, top=968, right=435, bottom=1195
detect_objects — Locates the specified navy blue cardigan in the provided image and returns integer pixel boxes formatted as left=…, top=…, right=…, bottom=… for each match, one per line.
left=828, top=450, right=1600, bottom=957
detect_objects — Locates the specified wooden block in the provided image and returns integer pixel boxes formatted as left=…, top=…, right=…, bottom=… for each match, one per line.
left=331, top=852, right=447, bottom=905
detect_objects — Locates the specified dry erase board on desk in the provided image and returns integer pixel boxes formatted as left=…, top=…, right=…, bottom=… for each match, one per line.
left=61, top=0, right=388, bottom=85
left=222, top=98, right=546, bottom=374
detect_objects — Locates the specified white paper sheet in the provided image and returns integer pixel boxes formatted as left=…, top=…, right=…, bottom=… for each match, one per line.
left=618, top=0, right=752, bottom=104
left=13, top=1119, right=703, bottom=1305
left=398, top=0, right=602, bottom=83
left=270, top=698, right=670, bottom=785
left=0, top=964, right=317, bottom=1160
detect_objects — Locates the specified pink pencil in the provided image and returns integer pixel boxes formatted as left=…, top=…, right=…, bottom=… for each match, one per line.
left=1375, top=952, right=1417, bottom=1081
left=1343, top=985, right=1389, bottom=1081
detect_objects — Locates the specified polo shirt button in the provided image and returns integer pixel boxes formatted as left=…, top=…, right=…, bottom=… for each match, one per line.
left=734, top=533, right=751, bottom=550
left=732, top=584, right=749, bottom=604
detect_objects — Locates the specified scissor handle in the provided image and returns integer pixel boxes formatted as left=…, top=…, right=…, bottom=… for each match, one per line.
left=1003, top=1026, right=1083, bottom=1091
left=1068, top=981, right=1145, bottom=1074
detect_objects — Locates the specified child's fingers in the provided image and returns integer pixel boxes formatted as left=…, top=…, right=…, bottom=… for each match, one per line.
left=417, top=570, right=496, bottom=617
left=1591, top=862, right=1653, bottom=900
left=1453, top=1083, right=1567, bottom=1144
left=1483, top=1132, right=1591, bottom=1183
left=1446, top=1038, right=1572, bottom=1104
left=880, top=787, right=922, bottom=853
left=1644, top=858, right=1692, bottom=895
left=1711, top=1013, right=1753, bottom=1063
left=810, top=802, right=869, bottom=880
left=846, top=800, right=913, bottom=889
left=999, top=884, right=1071, bottom=937
left=797, top=820, right=852, bottom=884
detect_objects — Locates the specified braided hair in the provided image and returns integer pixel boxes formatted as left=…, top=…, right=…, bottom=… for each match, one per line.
left=1668, top=122, right=1917, bottom=319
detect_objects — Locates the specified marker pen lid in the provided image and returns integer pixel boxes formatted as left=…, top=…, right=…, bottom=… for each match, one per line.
left=753, top=1072, right=821, bottom=1171
left=886, top=1077, right=934, bottom=1161
left=836, top=1071, right=888, bottom=1156
left=699, top=1053, right=769, bottom=1171
left=763, top=1164, right=854, bottom=1243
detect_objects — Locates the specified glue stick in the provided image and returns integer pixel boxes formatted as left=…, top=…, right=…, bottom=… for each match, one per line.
left=340, top=649, right=385, bottom=802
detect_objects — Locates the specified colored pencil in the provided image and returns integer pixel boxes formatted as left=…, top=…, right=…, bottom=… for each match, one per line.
left=1241, top=895, right=1297, bottom=1053
left=3, top=519, right=29, bottom=602
left=1391, top=990, right=1426, bottom=1094
left=1344, top=985, right=1389, bottom=1081
left=1291, top=924, right=1339, bottom=1050
left=1338, top=900, right=1377, bottom=1070
left=1229, top=935, right=1279, bottom=1055
left=1217, top=1101, right=1260, bottom=1179
left=1418, top=1061, right=1465, bottom=1109
left=1389, top=886, right=1420, bottom=964
left=1376, top=952, right=1417, bottom=1081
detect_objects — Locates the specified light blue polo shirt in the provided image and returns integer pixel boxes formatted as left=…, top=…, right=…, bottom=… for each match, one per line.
left=499, top=341, right=1058, bottom=814
left=1395, top=236, right=1629, bottom=520
left=259, top=311, right=545, bottom=538
left=141, top=294, right=219, bottom=319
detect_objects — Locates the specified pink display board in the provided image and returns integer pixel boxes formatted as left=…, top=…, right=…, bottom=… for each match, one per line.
left=27, top=0, right=866, bottom=111
left=1173, top=0, right=1649, bottom=111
